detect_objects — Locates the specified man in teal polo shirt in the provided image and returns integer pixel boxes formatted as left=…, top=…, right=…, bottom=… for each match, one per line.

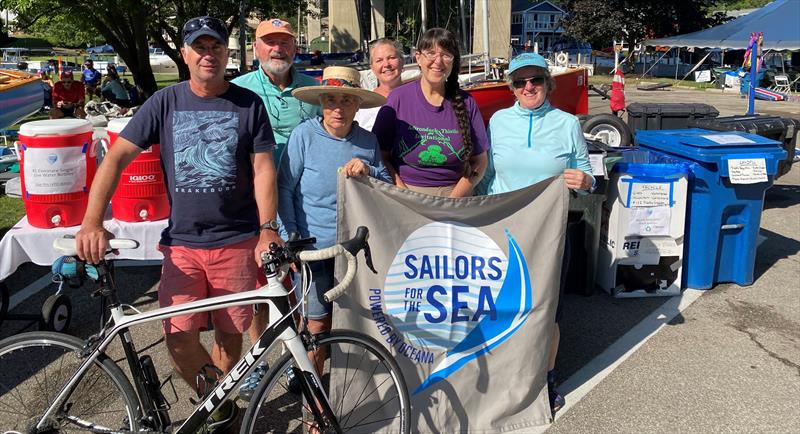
left=232, top=18, right=320, bottom=162
left=233, top=17, right=319, bottom=401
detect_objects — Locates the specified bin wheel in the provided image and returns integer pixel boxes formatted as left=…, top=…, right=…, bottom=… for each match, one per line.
left=41, top=294, right=71, bottom=333
left=582, top=114, right=633, bottom=147
left=0, top=282, right=8, bottom=330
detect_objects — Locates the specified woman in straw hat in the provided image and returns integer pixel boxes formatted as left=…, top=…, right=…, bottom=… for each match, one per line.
left=280, top=65, right=391, bottom=369
left=373, top=28, right=489, bottom=197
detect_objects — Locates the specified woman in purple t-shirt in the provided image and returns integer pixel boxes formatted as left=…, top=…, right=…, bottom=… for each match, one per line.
left=373, top=28, right=489, bottom=197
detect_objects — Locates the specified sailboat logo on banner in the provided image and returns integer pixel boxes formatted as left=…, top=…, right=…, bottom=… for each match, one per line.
left=381, top=221, right=534, bottom=395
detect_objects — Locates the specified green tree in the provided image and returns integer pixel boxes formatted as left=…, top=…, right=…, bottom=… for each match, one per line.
left=5, top=0, right=305, bottom=97
left=561, top=0, right=715, bottom=49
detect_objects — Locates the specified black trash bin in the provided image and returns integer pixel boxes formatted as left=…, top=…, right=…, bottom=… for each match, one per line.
left=689, top=115, right=799, bottom=178
left=565, top=140, right=623, bottom=295
left=627, top=103, right=719, bottom=132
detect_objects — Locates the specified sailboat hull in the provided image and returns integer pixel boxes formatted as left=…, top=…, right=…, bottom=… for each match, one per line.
left=466, top=67, right=589, bottom=126
left=0, top=70, right=44, bottom=130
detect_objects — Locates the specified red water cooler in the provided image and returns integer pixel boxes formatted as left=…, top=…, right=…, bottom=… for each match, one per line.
left=106, top=118, right=169, bottom=222
left=17, top=119, right=96, bottom=228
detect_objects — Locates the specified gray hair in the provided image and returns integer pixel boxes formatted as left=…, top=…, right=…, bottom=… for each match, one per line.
left=369, top=38, right=405, bottom=65
left=507, top=65, right=556, bottom=96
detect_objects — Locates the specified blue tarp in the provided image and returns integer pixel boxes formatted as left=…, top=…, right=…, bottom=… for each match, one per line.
left=87, top=44, right=115, bottom=54
left=644, top=0, right=800, bottom=51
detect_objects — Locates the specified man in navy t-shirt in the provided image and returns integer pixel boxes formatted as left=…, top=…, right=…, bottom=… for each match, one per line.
left=82, top=59, right=102, bottom=99
left=76, top=16, right=281, bottom=414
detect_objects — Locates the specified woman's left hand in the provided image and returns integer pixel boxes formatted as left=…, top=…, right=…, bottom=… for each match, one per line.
left=563, top=168, right=593, bottom=190
left=343, top=158, right=369, bottom=178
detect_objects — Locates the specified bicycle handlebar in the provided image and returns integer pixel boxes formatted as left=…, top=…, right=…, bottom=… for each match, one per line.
left=297, top=246, right=357, bottom=302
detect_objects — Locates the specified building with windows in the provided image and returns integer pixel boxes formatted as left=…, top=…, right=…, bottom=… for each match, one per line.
left=510, top=0, right=566, bottom=52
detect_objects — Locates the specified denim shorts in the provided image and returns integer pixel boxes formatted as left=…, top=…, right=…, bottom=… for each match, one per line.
left=294, top=257, right=335, bottom=320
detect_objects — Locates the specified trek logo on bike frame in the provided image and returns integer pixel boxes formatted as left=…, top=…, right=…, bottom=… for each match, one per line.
left=200, top=339, right=269, bottom=412
left=372, top=222, right=534, bottom=395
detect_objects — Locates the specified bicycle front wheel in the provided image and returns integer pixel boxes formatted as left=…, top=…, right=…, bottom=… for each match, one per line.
left=0, top=331, right=140, bottom=433
left=241, top=330, right=411, bottom=434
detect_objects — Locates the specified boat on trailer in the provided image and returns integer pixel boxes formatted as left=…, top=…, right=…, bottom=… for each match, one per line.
left=0, top=70, right=44, bottom=130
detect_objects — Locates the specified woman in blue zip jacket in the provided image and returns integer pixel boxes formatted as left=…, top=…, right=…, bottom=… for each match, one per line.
left=477, top=52, right=594, bottom=416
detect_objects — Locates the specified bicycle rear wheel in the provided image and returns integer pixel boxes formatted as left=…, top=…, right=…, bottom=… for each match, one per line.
left=0, top=331, right=140, bottom=433
left=240, top=330, right=411, bottom=434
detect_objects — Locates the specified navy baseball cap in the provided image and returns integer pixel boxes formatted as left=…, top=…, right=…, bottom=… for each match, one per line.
left=508, top=53, right=549, bottom=75
left=183, top=16, right=228, bottom=45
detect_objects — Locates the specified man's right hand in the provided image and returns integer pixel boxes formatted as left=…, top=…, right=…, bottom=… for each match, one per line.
left=75, top=225, right=115, bottom=264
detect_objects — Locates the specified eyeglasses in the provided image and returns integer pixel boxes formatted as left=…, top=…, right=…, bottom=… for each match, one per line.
left=512, top=76, right=546, bottom=88
left=419, top=50, right=454, bottom=63
left=183, top=17, right=228, bottom=42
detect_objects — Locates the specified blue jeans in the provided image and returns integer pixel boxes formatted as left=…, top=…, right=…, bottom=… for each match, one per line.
left=294, top=258, right=335, bottom=320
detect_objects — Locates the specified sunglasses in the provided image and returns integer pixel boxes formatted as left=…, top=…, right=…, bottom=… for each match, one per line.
left=512, top=76, right=546, bottom=88
left=183, top=17, right=227, bottom=41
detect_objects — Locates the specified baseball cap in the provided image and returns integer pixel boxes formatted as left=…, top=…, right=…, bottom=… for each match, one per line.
left=183, top=16, right=228, bottom=45
left=508, top=53, right=549, bottom=75
left=84, top=59, right=93, bottom=65
left=60, top=69, right=74, bottom=79
left=256, top=18, right=294, bottom=38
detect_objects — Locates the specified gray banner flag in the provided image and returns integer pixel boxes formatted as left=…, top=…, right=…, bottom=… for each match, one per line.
left=333, top=174, right=568, bottom=432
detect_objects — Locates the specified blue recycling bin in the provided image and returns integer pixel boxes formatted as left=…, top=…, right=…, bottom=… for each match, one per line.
left=635, top=129, right=787, bottom=289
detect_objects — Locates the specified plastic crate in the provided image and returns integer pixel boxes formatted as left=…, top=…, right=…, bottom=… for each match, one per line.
left=689, top=115, right=798, bottom=178
left=627, top=103, right=719, bottom=132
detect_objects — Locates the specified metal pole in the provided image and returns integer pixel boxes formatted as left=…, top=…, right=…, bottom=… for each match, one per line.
left=674, top=47, right=680, bottom=80
left=239, top=0, right=247, bottom=74
left=482, top=0, right=489, bottom=68
left=747, top=42, right=758, bottom=115
left=459, top=0, right=468, bottom=50
left=420, top=0, right=428, bottom=33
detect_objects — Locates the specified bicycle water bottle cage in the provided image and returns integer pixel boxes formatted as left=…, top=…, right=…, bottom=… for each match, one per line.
left=52, top=256, right=101, bottom=283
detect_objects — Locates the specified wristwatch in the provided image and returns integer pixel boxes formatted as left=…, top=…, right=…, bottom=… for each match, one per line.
left=260, top=219, right=280, bottom=232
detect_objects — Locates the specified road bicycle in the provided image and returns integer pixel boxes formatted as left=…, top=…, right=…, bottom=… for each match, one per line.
left=0, top=227, right=411, bottom=433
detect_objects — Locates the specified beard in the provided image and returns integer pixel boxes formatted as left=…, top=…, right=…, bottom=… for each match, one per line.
left=262, top=57, right=292, bottom=75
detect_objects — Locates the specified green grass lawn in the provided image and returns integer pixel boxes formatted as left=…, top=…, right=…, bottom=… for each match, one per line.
left=0, top=195, right=25, bottom=240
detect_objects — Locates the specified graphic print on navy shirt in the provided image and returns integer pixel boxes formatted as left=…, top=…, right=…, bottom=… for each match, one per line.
left=172, top=111, right=239, bottom=192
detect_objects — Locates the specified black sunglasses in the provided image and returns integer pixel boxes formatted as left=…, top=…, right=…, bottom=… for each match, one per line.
left=183, top=17, right=227, bottom=41
left=512, top=76, right=546, bottom=88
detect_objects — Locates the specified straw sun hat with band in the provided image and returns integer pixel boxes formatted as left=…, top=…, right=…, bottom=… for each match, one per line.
left=292, top=66, right=386, bottom=109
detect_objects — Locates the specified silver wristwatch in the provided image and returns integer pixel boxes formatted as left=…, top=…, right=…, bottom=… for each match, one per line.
left=259, top=219, right=280, bottom=232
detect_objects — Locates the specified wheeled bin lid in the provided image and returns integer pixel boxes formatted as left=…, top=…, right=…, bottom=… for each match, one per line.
left=636, top=129, right=787, bottom=177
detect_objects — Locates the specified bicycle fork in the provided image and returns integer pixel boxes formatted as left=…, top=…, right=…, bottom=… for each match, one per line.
left=282, top=328, right=343, bottom=434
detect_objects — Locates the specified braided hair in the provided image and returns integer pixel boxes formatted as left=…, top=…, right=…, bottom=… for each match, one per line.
left=417, top=28, right=474, bottom=177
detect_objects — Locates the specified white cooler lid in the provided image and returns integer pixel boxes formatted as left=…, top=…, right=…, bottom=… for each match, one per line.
left=107, top=117, right=133, bottom=134
left=19, top=119, right=93, bottom=136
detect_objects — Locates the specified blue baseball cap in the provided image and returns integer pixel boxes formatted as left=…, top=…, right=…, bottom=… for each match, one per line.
left=508, top=53, right=548, bottom=75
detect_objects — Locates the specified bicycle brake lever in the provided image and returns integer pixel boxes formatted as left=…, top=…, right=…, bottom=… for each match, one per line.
left=363, top=242, right=377, bottom=274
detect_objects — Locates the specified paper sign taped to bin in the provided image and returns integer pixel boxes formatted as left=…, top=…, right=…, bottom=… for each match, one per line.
left=589, top=154, right=606, bottom=177
left=628, top=182, right=671, bottom=207
left=702, top=134, right=754, bottom=145
left=628, top=206, right=671, bottom=236
left=22, top=147, right=87, bottom=195
left=727, top=158, right=768, bottom=184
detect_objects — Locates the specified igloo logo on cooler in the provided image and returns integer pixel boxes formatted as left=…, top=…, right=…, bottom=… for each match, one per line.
left=129, top=174, right=157, bottom=183
left=374, top=221, right=533, bottom=395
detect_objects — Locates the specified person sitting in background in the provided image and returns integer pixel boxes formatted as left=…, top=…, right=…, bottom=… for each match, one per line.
left=310, top=49, right=325, bottom=66
left=82, top=59, right=102, bottom=99
left=38, top=69, right=53, bottom=109
left=101, top=69, right=132, bottom=107
left=50, top=69, right=86, bottom=119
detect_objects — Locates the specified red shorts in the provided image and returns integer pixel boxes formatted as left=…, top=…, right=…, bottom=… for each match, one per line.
left=158, top=237, right=258, bottom=334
